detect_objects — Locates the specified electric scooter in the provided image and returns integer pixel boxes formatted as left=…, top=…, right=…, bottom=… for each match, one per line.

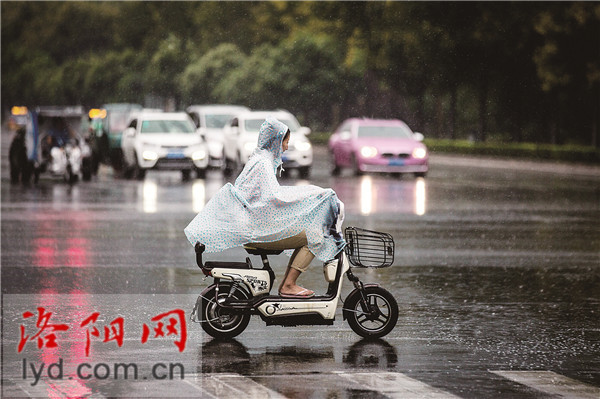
left=190, top=227, right=399, bottom=339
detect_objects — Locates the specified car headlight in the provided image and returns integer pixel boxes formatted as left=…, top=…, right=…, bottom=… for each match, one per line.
left=243, top=141, right=256, bottom=153
left=295, top=141, right=312, bottom=151
left=192, top=149, right=207, bottom=161
left=142, top=150, right=159, bottom=161
left=412, top=147, right=427, bottom=159
left=360, top=146, right=378, bottom=158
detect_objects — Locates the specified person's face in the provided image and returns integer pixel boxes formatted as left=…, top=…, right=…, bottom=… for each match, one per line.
left=282, top=133, right=290, bottom=152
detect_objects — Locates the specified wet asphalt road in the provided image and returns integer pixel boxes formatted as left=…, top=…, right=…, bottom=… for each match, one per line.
left=1, top=127, right=599, bottom=398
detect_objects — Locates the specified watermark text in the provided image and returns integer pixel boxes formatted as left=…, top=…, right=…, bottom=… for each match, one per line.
left=22, top=358, right=185, bottom=386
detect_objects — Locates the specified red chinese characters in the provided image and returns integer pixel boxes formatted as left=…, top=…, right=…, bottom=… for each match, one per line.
left=18, top=307, right=187, bottom=356
left=141, top=309, right=187, bottom=353
left=18, top=307, right=69, bottom=353
left=80, top=312, right=125, bottom=357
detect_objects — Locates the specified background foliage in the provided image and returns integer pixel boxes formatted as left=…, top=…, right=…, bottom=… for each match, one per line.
left=2, top=1, right=599, bottom=146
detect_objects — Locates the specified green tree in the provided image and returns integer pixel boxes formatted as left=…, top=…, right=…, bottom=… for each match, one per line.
left=84, top=50, right=146, bottom=105
left=144, top=34, right=187, bottom=107
left=533, top=2, right=600, bottom=146
left=179, top=43, right=247, bottom=106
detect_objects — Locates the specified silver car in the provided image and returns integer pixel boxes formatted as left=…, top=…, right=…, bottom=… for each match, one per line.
left=186, top=104, right=250, bottom=168
left=121, top=111, right=209, bottom=180
left=222, top=110, right=313, bottom=178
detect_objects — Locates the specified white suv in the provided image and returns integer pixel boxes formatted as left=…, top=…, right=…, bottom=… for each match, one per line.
left=121, top=111, right=208, bottom=180
left=222, top=110, right=313, bottom=178
left=186, top=104, right=250, bottom=168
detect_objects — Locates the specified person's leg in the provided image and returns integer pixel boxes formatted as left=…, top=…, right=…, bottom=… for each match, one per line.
left=277, top=248, right=299, bottom=293
left=279, top=246, right=315, bottom=296
left=247, top=232, right=315, bottom=296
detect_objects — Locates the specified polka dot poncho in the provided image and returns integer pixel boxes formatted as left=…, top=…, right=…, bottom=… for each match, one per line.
left=184, top=116, right=345, bottom=262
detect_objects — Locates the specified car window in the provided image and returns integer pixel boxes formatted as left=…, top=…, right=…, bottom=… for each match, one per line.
left=112, top=112, right=134, bottom=132
left=244, top=118, right=300, bottom=132
left=338, top=121, right=351, bottom=133
left=205, top=114, right=236, bottom=129
left=357, top=125, right=413, bottom=138
left=140, top=119, right=195, bottom=134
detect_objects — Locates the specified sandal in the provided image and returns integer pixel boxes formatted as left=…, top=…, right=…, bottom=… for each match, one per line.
left=278, top=288, right=315, bottom=298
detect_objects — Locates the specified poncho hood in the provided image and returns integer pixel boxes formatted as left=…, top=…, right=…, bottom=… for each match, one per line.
left=254, top=116, right=288, bottom=173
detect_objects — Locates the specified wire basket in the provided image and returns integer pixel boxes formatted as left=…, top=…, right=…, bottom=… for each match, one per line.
left=344, top=227, right=395, bottom=268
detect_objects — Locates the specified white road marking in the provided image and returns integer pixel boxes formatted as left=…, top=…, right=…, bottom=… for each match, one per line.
left=185, top=373, right=288, bottom=399
left=335, top=371, right=461, bottom=398
left=11, top=378, right=106, bottom=398
left=490, top=370, right=600, bottom=399
left=7, top=370, right=600, bottom=398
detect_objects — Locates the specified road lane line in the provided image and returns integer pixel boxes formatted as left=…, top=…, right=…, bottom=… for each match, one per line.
left=181, top=378, right=217, bottom=398
left=12, top=378, right=106, bottom=398
left=185, top=373, right=288, bottom=399
left=490, top=370, right=600, bottom=399
left=335, top=371, right=460, bottom=399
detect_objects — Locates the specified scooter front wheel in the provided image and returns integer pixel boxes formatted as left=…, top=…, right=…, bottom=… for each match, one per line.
left=201, top=283, right=251, bottom=339
left=344, top=286, right=398, bottom=339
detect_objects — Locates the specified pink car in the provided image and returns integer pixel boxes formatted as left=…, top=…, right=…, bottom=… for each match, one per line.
left=328, top=118, right=428, bottom=177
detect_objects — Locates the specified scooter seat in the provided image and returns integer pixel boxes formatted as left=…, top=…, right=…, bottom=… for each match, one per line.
left=204, top=261, right=250, bottom=270
left=243, top=245, right=283, bottom=256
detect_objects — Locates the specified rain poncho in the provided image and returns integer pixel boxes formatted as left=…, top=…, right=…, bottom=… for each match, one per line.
left=184, top=117, right=345, bottom=261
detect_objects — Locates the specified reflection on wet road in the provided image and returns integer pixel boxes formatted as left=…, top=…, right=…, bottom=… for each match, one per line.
left=2, top=138, right=599, bottom=397
left=333, top=175, right=427, bottom=216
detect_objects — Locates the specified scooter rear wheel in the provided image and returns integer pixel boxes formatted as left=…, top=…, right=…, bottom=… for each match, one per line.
left=201, top=283, right=251, bottom=339
left=345, top=286, right=398, bottom=338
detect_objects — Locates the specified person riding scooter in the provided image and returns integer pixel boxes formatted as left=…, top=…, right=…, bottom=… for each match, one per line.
left=184, top=116, right=345, bottom=298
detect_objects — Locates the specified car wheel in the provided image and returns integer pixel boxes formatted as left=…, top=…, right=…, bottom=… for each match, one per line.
left=123, top=166, right=133, bottom=179
left=182, top=169, right=192, bottom=181
left=351, top=154, right=363, bottom=176
left=135, top=167, right=146, bottom=180
left=110, top=148, right=124, bottom=171
left=235, top=152, right=244, bottom=173
left=299, top=166, right=311, bottom=179
left=222, top=155, right=234, bottom=176
left=195, top=167, right=206, bottom=179
left=132, top=152, right=146, bottom=180
left=330, top=153, right=340, bottom=176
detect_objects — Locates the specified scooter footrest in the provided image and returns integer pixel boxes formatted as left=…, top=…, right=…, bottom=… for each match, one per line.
left=264, top=314, right=334, bottom=327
